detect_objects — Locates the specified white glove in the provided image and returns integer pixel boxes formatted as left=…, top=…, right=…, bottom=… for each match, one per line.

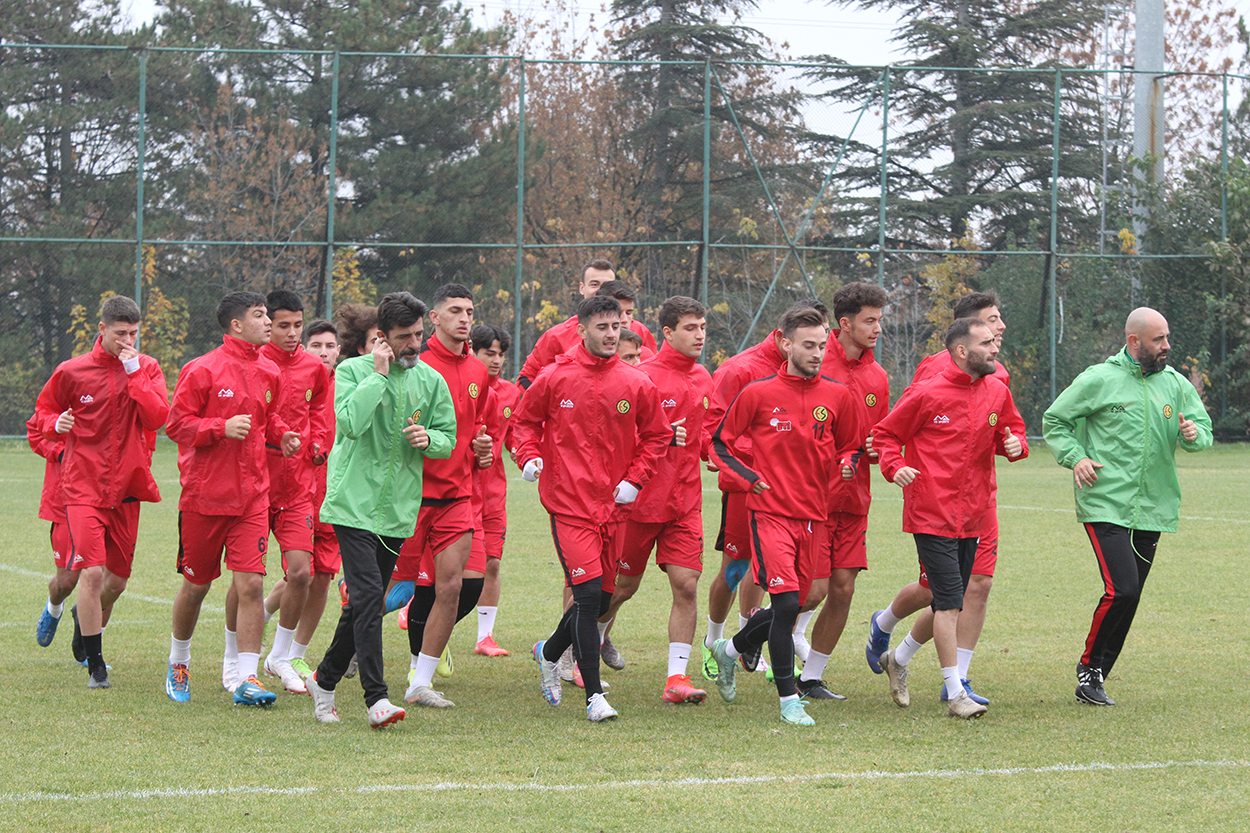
left=614, top=480, right=640, bottom=505
left=522, top=458, right=543, bottom=482
left=121, top=355, right=141, bottom=375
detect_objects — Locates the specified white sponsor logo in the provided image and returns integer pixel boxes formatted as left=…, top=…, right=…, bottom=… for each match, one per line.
left=184, top=565, right=195, bottom=577
left=559, top=399, right=575, bottom=409
left=771, top=406, right=787, bottom=414
left=218, top=388, right=235, bottom=398
left=770, top=418, right=792, bottom=431
left=78, top=394, right=94, bottom=405
left=725, top=543, right=738, bottom=554
left=570, top=567, right=586, bottom=578
left=768, top=576, right=784, bottom=587
left=660, top=399, right=677, bottom=408
left=619, top=561, right=632, bottom=571
left=418, top=571, right=430, bottom=582
left=72, top=554, right=84, bottom=565
left=932, top=414, right=950, bottom=424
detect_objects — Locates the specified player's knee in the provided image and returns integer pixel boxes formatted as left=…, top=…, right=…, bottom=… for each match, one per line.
left=770, top=591, right=801, bottom=623
left=570, top=577, right=602, bottom=610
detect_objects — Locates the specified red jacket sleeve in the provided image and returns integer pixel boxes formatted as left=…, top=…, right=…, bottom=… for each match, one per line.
left=831, top=384, right=863, bottom=473
left=873, top=385, right=927, bottom=482
left=34, top=367, right=69, bottom=441
left=621, top=377, right=671, bottom=489
left=128, top=357, right=171, bottom=431
left=512, top=371, right=552, bottom=466
left=518, top=330, right=560, bottom=390
left=26, top=410, right=62, bottom=462
left=708, top=386, right=762, bottom=491
left=307, top=361, right=333, bottom=460
left=166, top=363, right=225, bottom=447
left=993, top=386, right=1030, bottom=461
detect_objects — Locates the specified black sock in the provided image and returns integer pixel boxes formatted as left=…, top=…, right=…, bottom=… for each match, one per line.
left=83, top=632, right=105, bottom=673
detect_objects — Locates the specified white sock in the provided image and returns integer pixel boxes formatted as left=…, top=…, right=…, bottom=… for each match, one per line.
left=705, top=618, right=725, bottom=649
left=723, top=639, right=742, bottom=660
left=223, top=627, right=238, bottom=660
left=47, top=599, right=64, bottom=618
left=667, top=642, right=691, bottom=678
left=957, top=647, right=974, bottom=680
left=169, top=635, right=191, bottom=666
left=780, top=693, right=800, bottom=705
left=942, top=665, right=963, bottom=699
left=290, top=640, right=309, bottom=660
left=895, top=634, right=923, bottom=666
left=237, top=652, right=260, bottom=682
left=477, top=605, right=498, bottom=641
left=268, top=625, right=295, bottom=665
left=876, top=606, right=902, bottom=633
left=411, top=652, right=439, bottom=688
left=794, top=610, right=815, bottom=637
left=410, top=653, right=420, bottom=671
left=263, top=605, right=274, bottom=624
left=597, top=618, right=612, bottom=646
left=792, top=632, right=811, bottom=663
left=738, top=614, right=749, bottom=632
left=800, top=649, right=830, bottom=683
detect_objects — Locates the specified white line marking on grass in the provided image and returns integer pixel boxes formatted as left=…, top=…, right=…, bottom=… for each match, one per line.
left=0, top=563, right=223, bottom=613
left=5, top=759, right=1244, bottom=803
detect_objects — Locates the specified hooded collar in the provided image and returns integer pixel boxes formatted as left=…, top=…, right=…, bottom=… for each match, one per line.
left=652, top=342, right=699, bottom=373
left=421, top=332, right=469, bottom=362
left=222, top=333, right=263, bottom=360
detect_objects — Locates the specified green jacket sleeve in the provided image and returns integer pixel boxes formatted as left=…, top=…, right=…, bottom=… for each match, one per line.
left=1042, top=370, right=1098, bottom=469
left=420, top=372, right=457, bottom=461
left=337, top=360, right=388, bottom=440
left=1177, top=377, right=1214, bottom=453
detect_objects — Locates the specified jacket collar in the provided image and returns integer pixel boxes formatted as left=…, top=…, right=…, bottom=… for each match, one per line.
left=222, top=333, right=264, bottom=359
left=260, top=341, right=302, bottom=366
left=421, top=333, right=468, bottom=362
left=776, top=362, right=821, bottom=386
left=561, top=342, right=618, bottom=370
left=940, top=361, right=983, bottom=387
left=89, top=336, right=121, bottom=365
left=652, top=343, right=698, bottom=373
left=1113, top=345, right=1160, bottom=377
left=826, top=330, right=874, bottom=368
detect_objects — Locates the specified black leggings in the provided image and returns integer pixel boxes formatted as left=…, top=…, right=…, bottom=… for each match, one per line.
left=731, top=590, right=801, bottom=698
left=406, top=578, right=485, bottom=657
left=1080, top=522, right=1160, bottom=676
left=541, top=578, right=612, bottom=702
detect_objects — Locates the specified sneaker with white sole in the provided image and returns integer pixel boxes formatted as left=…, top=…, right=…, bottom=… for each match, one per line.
left=792, top=633, right=812, bottom=665
left=87, top=664, right=111, bottom=689
left=367, top=698, right=406, bottom=729
left=534, top=640, right=562, bottom=706
left=1075, top=663, right=1115, bottom=706
left=940, top=678, right=989, bottom=706
left=586, top=692, right=618, bottom=722
left=343, top=653, right=358, bottom=679
left=307, top=672, right=339, bottom=723
left=881, top=649, right=909, bottom=708
left=404, top=683, right=455, bottom=708
left=796, top=678, right=847, bottom=701
left=780, top=698, right=815, bottom=726
left=557, top=645, right=575, bottom=682
left=222, top=653, right=239, bottom=693
left=948, top=688, right=988, bottom=719
left=264, top=656, right=308, bottom=695
left=233, top=675, right=277, bottom=706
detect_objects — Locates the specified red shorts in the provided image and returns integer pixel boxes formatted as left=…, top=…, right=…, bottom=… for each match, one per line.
left=466, top=528, right=487, bottom=575
left=918, top=508, right=997, bottom=588
left=749, top=511, right=818, bottom=604
left=617, top=512, right=704, bottom=577
left=811, top=511, right=869, bottom=579
left=393, top=498, right=474, bottom=585
left=64, top=502, right=141, bottom=578
left=549, top=515, right=622, bottom=593
left=717, top=492, right=751, bottom=561
left=482, top=508, right=506, bottom=561
left=51, top=523, right=72, bottom=570
left=177, top=499, right=270, bottom=585
left=270, top=501, right=314, bottom=554
left=311, top=521, right=341, bottom=576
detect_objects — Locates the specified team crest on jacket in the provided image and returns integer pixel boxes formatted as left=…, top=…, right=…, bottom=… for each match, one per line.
left=617, top=399, right=631, bottom=414
left=813, top=405, right=829, bottom=422
left=865, top=393, right=877, bottom=407
left=305, top=389, right=312, bottom=402
left=703, top=396, right=710, bottom=409
left=411, top=409, right=422, bottom=424
left=1163, top=404, right=1173, bottom=419
left=988, top=412, right=998, bottom=426
left=265, top=390, right=272, bottom=404
left=469, top=382, right=480, bottom=399
left=503, top=406, right=513, bottom=419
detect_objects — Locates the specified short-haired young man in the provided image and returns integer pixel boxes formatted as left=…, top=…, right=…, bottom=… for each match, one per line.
left=707, top=306, right=860, bottom=726
left=516, top=261, right=657, bottom=388
left=32, top=295, right=169, bottom=687
left=165, top=291, right=300, bottom=706
left=470, top=323, right=521, bottom=657
left=865, top=291, right=1010, bottom=705
left=597, top=296, right=714, bottom=704
left=791, top=281, right=890, bottom=701
left=616, top=328, right=644, bottom=366
left=306, top=292, right=456, bottom=728
left=873, top=317, right=1027, bottom=719
left=515, top=295, right=671, bottom=722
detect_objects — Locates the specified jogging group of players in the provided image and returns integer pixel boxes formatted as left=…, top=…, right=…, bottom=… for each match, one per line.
left=27, top=257, right=1214, bottom=727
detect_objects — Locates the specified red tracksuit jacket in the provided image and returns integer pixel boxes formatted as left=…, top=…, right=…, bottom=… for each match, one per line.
left=914, top=349, right=1011, bottom=388
left=631, top=344, right=714, bottom=524
left=313, top=373, right=335, bottom=534
left=710, top=364, right=860, bottom=522
left=705, top=330, right=785, bottom=488
left=873, top=363, right=1028, bottom=538
left=512, top=344, right=671, bottom=525
left=418, top=335, right=491, bottom=502
left=34, top=337, right=168, bottom=507
left=27, top=411, right=65, bottom=523
left=518, top=316, right=658, bottom=388
left=260, top=343, right=332, bottom=510
left=821, top=331, right=891, bottom=516
left=166, top=335, right=289, bottom=515
left=473, top=375, right=521, bottom=520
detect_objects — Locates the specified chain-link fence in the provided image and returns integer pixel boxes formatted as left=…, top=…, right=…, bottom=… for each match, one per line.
left=3, top=44, right=1246, bottom=435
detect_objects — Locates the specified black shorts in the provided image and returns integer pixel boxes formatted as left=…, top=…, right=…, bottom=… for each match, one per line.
left=913, top=534, right=978, bottom=611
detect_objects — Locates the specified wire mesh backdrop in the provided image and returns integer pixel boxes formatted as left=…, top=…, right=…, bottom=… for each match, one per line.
left=2, top=44, right=1246, bottom=435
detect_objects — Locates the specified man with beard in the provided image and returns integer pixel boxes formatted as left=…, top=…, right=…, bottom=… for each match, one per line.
left=1043, top=307, right=1211, bottom=706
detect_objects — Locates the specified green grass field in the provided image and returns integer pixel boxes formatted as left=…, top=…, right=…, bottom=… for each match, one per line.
left=2, top=438, right=1248, bottom=832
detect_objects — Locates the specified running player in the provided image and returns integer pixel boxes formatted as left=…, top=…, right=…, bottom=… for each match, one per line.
left=32, top=295, right=169, bottom=687
left=597, top=295, right=713, bottom=704
left=305, top=292, right=456, bottom=728
left=516, top=294, right=671, bottom=722
left=706, top=305, right=859, bottom=726
left=617, top=328, right=644, bottom=366
left=794, top=282, right=890, bottom=701
left=865, top=291, right=1010, bottom=705
left=470, top=323, right=521, bottom=657
left=164, top=291, right=300, bottom=706
left=873, top=317, right=1027, bottom=719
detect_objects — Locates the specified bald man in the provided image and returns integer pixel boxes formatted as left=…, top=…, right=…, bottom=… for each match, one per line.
left=1043, top=307, right=1212, bottom=706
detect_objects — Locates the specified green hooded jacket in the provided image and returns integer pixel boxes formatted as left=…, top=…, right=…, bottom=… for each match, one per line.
left=1042, top=347, right=1212, bottom=532
left=320, top=354, right=456, bottom=538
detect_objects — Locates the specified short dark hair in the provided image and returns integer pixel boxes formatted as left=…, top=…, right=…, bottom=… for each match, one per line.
left=217, top=291, right=268, bottom=331
left=789, top=297, right=829, bottom=324
left=618, top=328, right=643, bottom=347
left=432, top=283, right=474, bottom=308
left=595, top=280, right=637, bottom=304
left=377, top=292, right=427, bottom=335
left=581, top=259, right=615, bottom=279
left=952, top=291, right=1000, bottom=320
left=577, top=294, right=621, bottom=324
left=832, top=282, right=888, bottom=325
left=304, top=319, right=337, bottom=343
left=101, top=295, right=141, bottom=326
left=944, top=316, right=990, bottom=350
left=333, top=304, right=378, bottom=357
left=780, top=306, right=827, bottom=339
left=658, top=296, right=705, bottom=332
left=266, top=289, right=304, bottom=316
left=470, top=324, right=511, bottom=354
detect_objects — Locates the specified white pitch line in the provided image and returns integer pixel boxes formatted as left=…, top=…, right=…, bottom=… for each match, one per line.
left=0, top=563, right=223, bottom=613
left=3, top=759, right=1245, bottom=804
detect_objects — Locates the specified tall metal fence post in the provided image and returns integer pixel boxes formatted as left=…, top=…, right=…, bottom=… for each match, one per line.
left=877, top=67, right=890, bottom=283
left=324, top=51, right=341, bottom=319
left=134, top=49, right=148, bottom=350
left=1220, top=72, right=1230, bottom=420
left=1049, top=68, right=1062, bottom=404
left=514, top=59, right=527, bottom=371
left=701, top=58, right=711, bottom=309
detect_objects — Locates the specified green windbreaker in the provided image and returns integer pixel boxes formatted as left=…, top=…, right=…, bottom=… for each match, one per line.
left=320, top=354, right=456, bottom=538
left=1042, top=347, right=1212, bottom=532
